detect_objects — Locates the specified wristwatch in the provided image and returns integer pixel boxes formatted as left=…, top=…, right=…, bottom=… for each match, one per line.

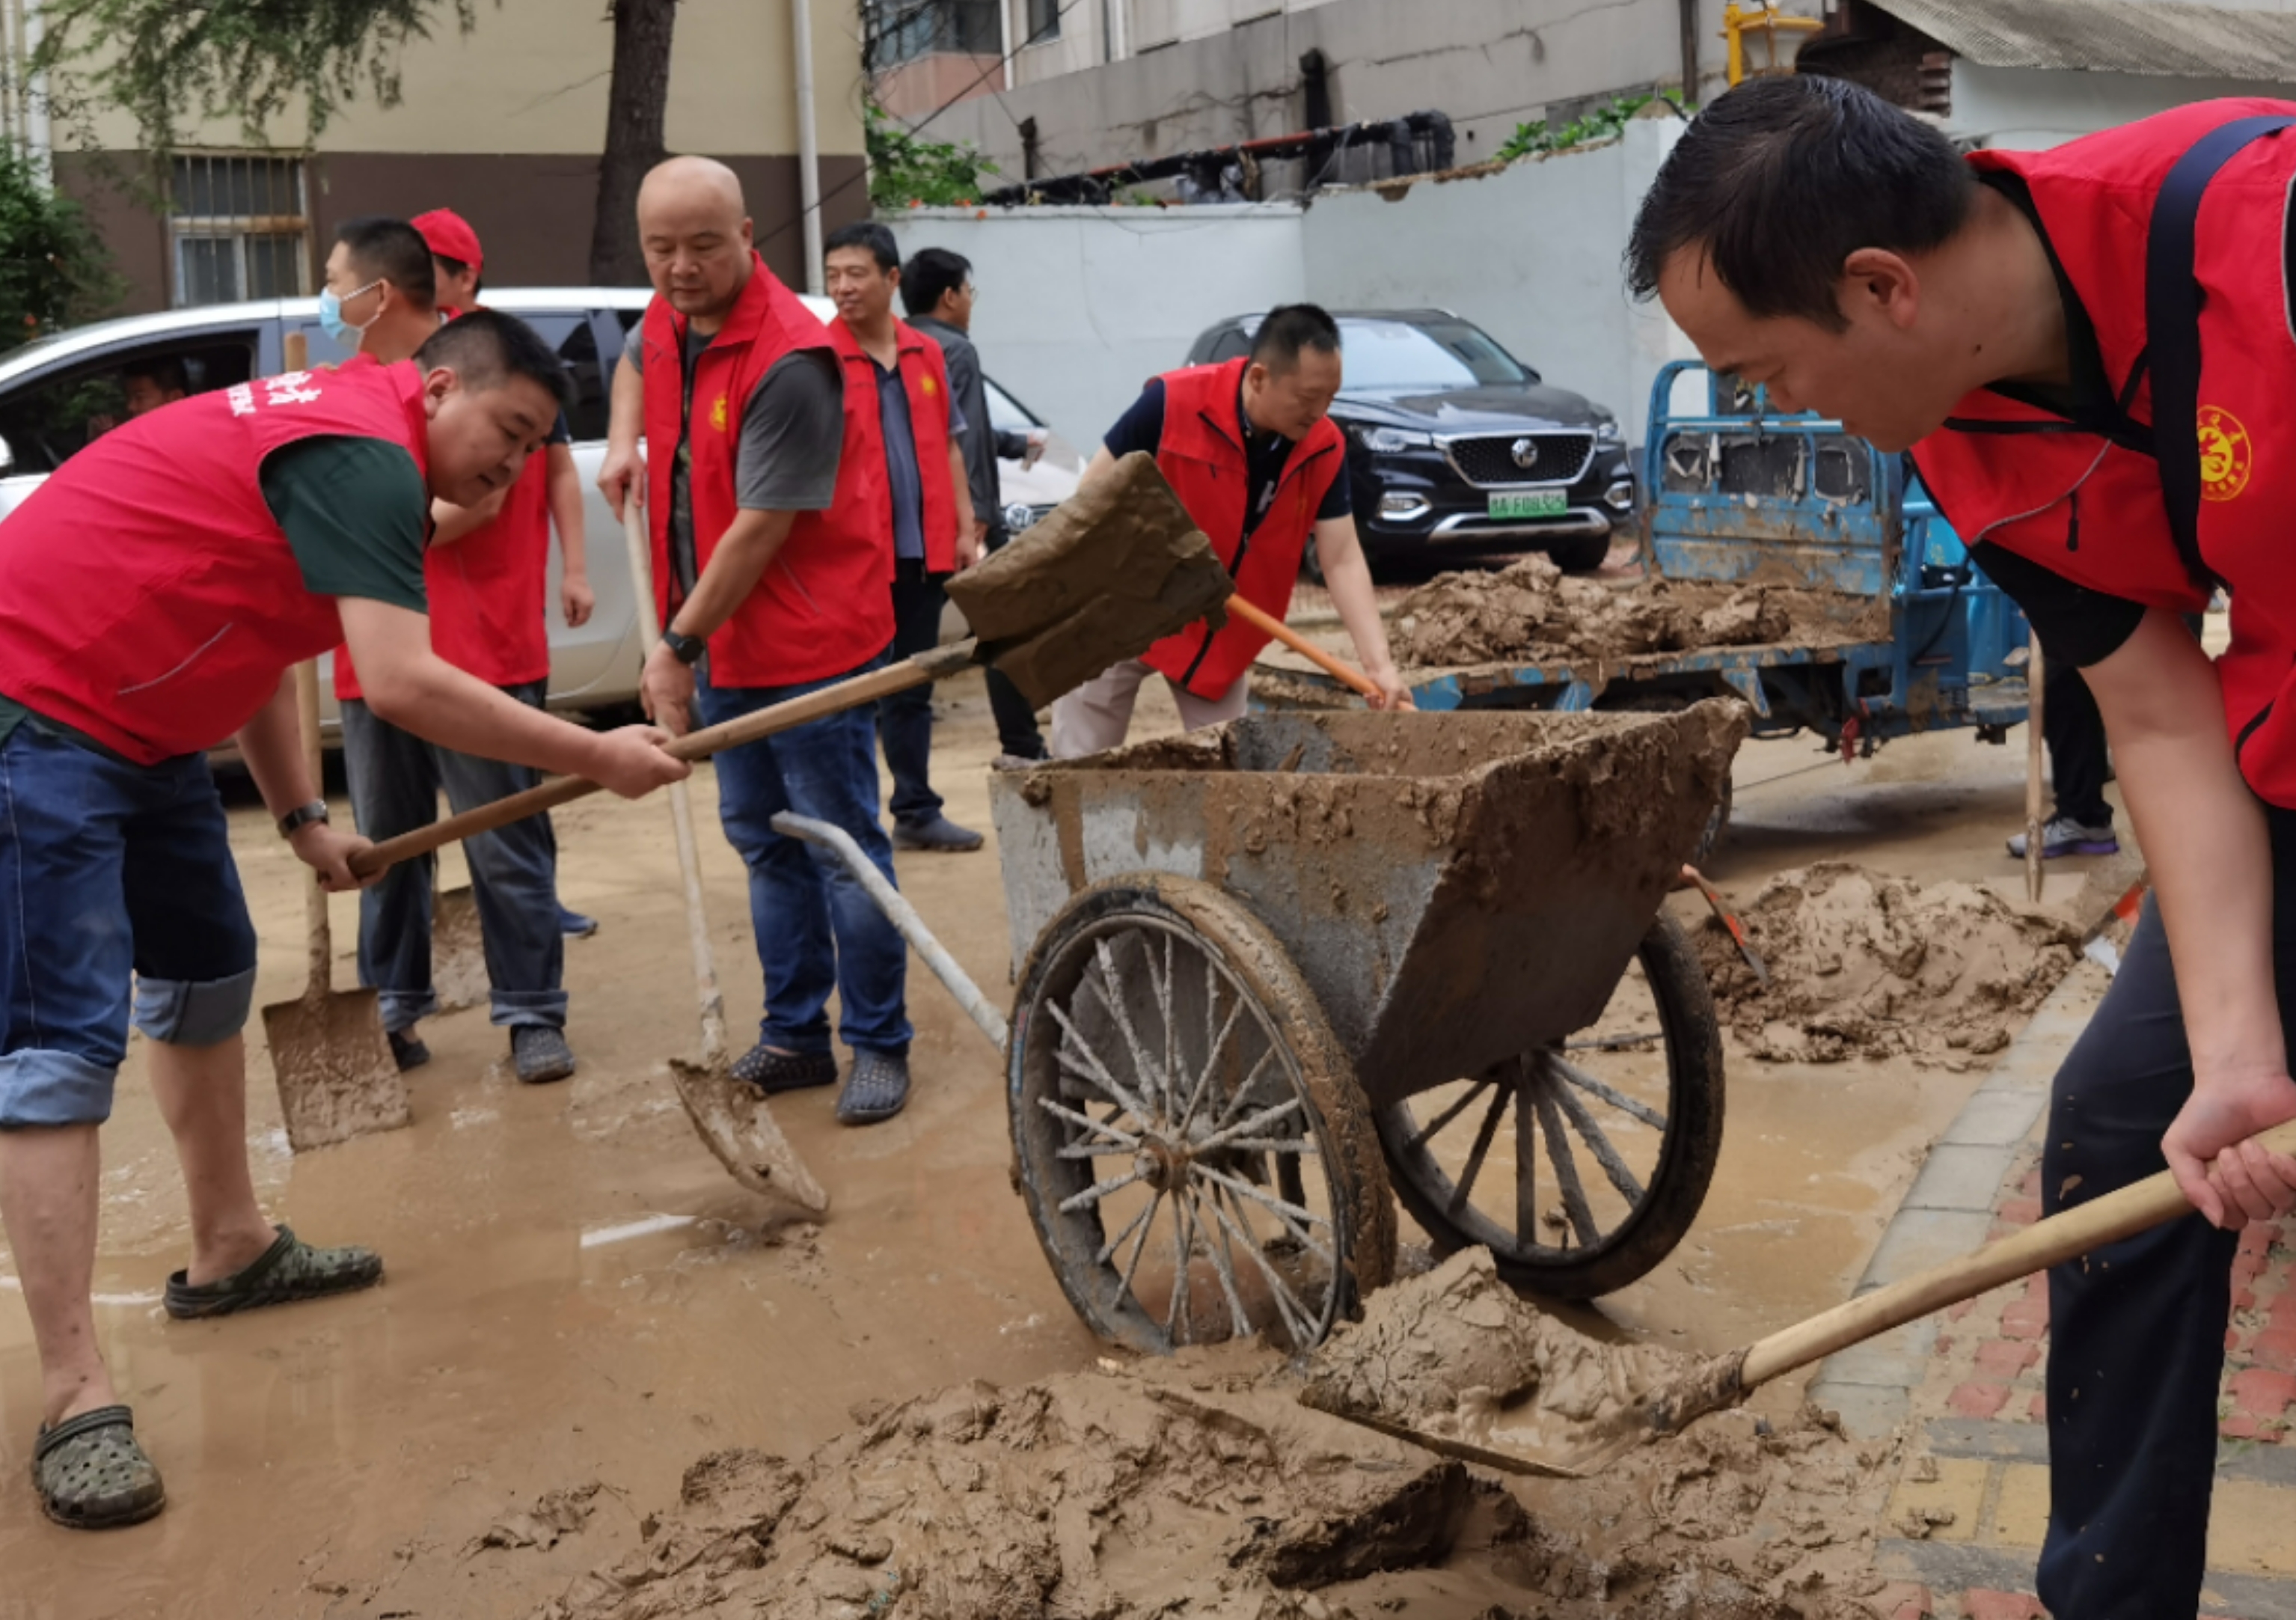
left=662, top=628, right=707, bottom=665
left=277, top=800, right=329, bottom=839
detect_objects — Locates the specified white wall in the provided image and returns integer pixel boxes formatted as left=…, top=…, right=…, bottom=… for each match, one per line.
left=1951, top=62, right=2296, bottom=150
left=887, top=205, right=1308, bottom=450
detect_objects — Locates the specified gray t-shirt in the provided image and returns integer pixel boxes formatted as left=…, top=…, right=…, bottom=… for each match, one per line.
left=620, top=321, right=845, bottom=593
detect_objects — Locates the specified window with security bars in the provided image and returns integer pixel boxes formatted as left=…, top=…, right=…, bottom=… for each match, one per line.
left=170, top=155, right=310, bottom=308
left=869, top=0, right=1002, bottom=64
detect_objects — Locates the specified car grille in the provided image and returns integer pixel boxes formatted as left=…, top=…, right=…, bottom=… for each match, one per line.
left=1445, top=432, right=1595, bottom=488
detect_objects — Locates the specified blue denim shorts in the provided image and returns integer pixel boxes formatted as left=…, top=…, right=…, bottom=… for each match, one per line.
left=0, top=715, right=258, bottom=1127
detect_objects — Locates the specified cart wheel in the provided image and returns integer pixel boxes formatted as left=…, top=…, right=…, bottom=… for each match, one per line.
left=1374, top=911, right=1724, bottom=1300
left=1008, top=876, right=1396, bottom=1354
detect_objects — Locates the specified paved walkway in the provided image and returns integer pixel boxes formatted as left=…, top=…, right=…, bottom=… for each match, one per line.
left=1809, top=962, right=2296, bottom=1619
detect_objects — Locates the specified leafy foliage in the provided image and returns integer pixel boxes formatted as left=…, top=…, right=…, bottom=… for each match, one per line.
left=0, top=142, right=119, bottom=352
left=1493, top=91, right=1688, bottom=165
left=866, top=103, right=998, bottom=209
left=34, top=0, right=483, bottom=153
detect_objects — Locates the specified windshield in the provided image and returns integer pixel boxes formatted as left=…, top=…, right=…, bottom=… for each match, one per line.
left=982, top=375, right=1042, bottom=433
left=1337, top=318, right=1530, bottom=391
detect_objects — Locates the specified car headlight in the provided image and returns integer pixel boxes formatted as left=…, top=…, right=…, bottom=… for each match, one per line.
left=1356, top=425, right=1433, bottom=454
left=1594, top=418, right=1623, bottom=445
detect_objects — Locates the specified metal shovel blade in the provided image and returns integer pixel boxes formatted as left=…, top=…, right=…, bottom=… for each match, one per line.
left=947, top=450, right=1235, bottom=709
left=432, top=883, right=488, bottom=1013
left=262, top=986, right=410, bottom=1152
left=668, top=1058, right=830, bottom=1217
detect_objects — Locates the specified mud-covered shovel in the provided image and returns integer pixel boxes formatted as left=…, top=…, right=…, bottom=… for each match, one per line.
left=263, top=658, right=411, bottom=1150
left=1305, top=1119, right=2296, bottom=1477
left=619, top=501, right=828, bottom=1217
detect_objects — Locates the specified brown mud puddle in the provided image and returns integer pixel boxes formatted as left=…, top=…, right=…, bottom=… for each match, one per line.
left=1388, top=554, right=1885, bottom=670
left=1694, top=861, right=2081, bottom=1069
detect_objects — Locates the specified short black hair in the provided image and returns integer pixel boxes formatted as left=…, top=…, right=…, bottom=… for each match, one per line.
left=433, top=252, right=483, bottom=302
left=415, top=308, right=573, bottom=415
left=825, top=220, right=901, bottom=275
left=1625, top=75, right=1975, bottom=331
left=900, top=246, right=970, bottom=317
left=1250, top=304, right=1342, bottom=373
left=123, top=356, right=188, bottom=394
left=336, top=216, right=438, bottom=308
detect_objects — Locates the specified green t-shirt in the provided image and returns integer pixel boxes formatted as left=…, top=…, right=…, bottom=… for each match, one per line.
left=0, top=433, right=429, bottom=756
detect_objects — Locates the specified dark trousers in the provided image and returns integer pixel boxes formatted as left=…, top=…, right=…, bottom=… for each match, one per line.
left=2030, top=814, right=2296, bottom=1615
left=881, top=558, right=949, bottom=825
left=982, top=524, right=1047, bottom=760
left=2046, top=663, right=2113, bottom=828
left=340, top=682, right=566, bottom=1033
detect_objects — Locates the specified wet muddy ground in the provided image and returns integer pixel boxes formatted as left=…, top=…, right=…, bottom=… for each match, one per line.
left=0, top=670, right=2131, bottom=1619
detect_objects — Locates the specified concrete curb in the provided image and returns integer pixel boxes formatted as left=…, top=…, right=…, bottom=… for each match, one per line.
left=1804, top=960, right=2110, bottom=1437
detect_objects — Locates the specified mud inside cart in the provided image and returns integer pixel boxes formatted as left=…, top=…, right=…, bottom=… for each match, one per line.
left=988, top=704, right=1750, bottom=1355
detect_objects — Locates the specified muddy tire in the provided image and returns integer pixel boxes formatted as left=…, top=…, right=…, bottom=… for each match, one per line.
left=1374, top=911, right=1724, bottom=1300
left=1008, top=876, right=1397, bottom=1354
left=1549, top=533, right=1612, bottom=573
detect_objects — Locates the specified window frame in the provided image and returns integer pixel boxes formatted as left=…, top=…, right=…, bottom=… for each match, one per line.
left=168, top=153, right=312, bottom=309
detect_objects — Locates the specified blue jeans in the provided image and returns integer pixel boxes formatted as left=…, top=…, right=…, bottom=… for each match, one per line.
left=698, top=658, right=910, bottom=1057
left=0, top=717, right=257, bottom=1127
left=340, top=682, right=566, bottom=1033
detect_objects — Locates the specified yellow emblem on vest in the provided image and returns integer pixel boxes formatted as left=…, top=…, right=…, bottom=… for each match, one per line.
left=711, top=393, right=729, bottom=432
left=2199, top=405, right=2252, bottom=502
left=922, top=374, right=938, bottom=397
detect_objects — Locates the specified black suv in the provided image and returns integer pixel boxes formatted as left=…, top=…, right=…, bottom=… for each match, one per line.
left=1184, top=309, right=1636, bottom=573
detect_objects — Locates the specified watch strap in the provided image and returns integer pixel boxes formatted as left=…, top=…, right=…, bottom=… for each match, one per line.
left=277, top=800, right=329, bottom=839
left=663, top=629, right=707, bottom=665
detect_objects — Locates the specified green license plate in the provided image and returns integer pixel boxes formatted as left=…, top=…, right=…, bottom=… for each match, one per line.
left=1488, top=489, right=1568, bottom=520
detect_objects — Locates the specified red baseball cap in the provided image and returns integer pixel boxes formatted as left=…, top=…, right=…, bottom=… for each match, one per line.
left=411, top=208, right=483, bottom=274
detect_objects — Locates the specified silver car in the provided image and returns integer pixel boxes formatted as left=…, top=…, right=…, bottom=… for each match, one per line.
left=0, top=287, right=1081, bottom=733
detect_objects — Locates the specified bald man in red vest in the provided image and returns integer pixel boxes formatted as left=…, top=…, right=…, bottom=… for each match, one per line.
left=1050, top=304, right=1411, bottom=756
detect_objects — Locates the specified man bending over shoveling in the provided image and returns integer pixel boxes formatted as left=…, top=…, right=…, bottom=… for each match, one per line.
left=0, top=310, right=688, bottom=1530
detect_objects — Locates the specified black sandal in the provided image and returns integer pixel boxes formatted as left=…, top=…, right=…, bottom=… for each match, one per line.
left=164, top=1226, right=383, bottom=1321
left=32, top=1405, right=165, bottom=1529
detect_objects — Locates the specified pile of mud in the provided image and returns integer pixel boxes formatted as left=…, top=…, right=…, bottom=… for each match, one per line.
left=1387, top=553, right=1882, bottom=670
left=505, top=1253, right=1902, bottom=1620
left=1696, top=862, right=2082, bottom=1068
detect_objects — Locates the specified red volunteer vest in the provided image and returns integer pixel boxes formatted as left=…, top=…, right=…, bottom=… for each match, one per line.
left=824, top=316, right=961, bottom=572
left=1909, top=99, right=2296, bottom=801
left=1141, top=358, right=1344, bottom=698
left=338, top=314, right=553, bottom=698
left=0, top=362, right=432, bottom=763
left=643, top=256, right=893, bottom=687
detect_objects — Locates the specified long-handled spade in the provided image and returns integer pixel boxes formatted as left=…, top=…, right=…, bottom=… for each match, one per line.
left=328, top=454, right=1237, bottom=1199
left=614, top=498, right=827, bottom=1216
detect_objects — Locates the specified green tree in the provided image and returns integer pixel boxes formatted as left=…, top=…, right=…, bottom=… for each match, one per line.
left=34, top=0, right=682, bottom=284
left=0, top=141, right=119, bottom=352
left=865, top=103, right=997, bottom=210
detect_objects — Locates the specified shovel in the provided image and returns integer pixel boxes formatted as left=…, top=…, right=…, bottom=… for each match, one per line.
left=262, top=658, right=412, bottom=1150
left=618, top=498, right=829, bottom=1217
left=1304, top=1119, right=2296, bottom=1479
left=340, top=452, right=1234, bottom=881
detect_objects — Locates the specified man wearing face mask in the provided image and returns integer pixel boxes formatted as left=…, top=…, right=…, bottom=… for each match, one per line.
left=319, top=217, right=591, bottom=1086
left=0, top=312, right=688, bottom=1531
left=1050, top=304, right=1412, bottom=756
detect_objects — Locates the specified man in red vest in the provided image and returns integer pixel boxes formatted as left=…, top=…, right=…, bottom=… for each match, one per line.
left=821, top=221, right=982, bottom=853
left=1630, top=77, right=2296, bottom=1616
left=599, top=156, right=916, bottom=1127
left=0, top=312, right=687, bottom=1529
left=414, top=206, right=484, bottom=317
left=323, top=217, right=590, bottom=1086
left=1049, top=304, right=1411, bottom=756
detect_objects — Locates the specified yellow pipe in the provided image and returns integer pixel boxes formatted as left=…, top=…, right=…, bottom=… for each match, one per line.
left=1721, top=2, right=1823, bottom=86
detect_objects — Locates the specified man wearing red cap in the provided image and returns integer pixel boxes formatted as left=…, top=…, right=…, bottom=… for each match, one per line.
left=411, top=207, right=485, bottom=318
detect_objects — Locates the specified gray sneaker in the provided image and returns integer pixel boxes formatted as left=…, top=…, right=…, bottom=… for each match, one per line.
left=512, top=1025, right=578, bottom=1085
left=836, top=1050, right=911, bottom=1125
left=2007, top=816, right=2119, bottom=860
left=893, top=815, right=985, bottom=853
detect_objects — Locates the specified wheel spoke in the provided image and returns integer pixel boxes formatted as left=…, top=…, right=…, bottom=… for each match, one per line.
left=1176, top=994, right=1246, bottom=1136
left=1037, top=1095, right=1141, bottom=1149
left=1545, top=1060, right=1647, bottom=1207
left=1058, top=1168, right=1147, bottom=1214
left=1209, top=1040, right=1281, bottom=1131
left=1552, top=1055, right=1668, bottom=1131
left=1049, top=1000, right=1157, bottom=1125
left=1166, top=1185, right=1196, bottom=1345
left=1089, top=938, right=1169, bottom=1122
left=1564, top=1031, right=1662, bottom=1053
left=1191, top=1095, right=1302, bottom=1154
left=1193, top=1162, right=1333, bottom=1252
left=1207, top=1181, right=1317, bottom=1347
left=1156, top=932, right=1177, bottom=1116
left=1193, top=1176, right=1256, bottom=1342
left=1514, top=1063, right=1537, bottom=1245
left=1096, top=1186, right=1161, bottom=1265
left=1446, top=1072, right=1513, bottom=1216
left=1212, top=1137, right=1312, bottom=1154
left=1531, top=1080, right=1600, bottom=1247
left=1113, top=1189, right=1163, bottom=1296
left=1403, top=1077, right=1493, bottom=1154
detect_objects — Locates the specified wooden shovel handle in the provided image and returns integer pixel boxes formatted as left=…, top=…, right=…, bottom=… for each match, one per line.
left=1738, top=1118, right=2296, bottom=1390
left=1225, top=596, right=1383, bottom=701
left=343, top=645, right=970, bottom=879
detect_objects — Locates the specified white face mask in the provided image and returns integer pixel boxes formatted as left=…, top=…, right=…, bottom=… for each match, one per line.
left=319, top=278, right=384, bottom=344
